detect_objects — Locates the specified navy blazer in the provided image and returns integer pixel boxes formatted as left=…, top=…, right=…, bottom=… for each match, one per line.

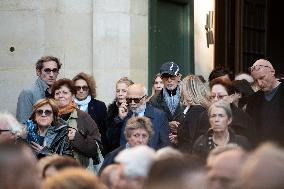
left=119, top=103, right=170, bottom=150
left=99, top=145, right=126, bottom=174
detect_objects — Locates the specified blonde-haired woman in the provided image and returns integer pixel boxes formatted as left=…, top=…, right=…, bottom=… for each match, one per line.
left=176, top=75, right=210, bottom=152
left=106, top=77, right=134, bottom=152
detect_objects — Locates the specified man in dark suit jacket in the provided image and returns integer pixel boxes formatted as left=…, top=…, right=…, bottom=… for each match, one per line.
left=117, top=83, right=170, bottom=150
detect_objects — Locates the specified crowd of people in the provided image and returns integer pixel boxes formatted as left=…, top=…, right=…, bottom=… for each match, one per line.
left=0, top=56, right=284, bottom=189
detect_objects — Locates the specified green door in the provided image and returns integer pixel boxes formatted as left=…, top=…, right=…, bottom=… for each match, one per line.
left=149, top=0, right=194, bottom=87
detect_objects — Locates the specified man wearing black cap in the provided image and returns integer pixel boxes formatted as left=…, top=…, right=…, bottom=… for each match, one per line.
left=149, top=62, right=183, bottom=144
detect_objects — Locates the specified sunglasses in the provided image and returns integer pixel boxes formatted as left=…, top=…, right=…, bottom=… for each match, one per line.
left=75, top=86, right=89, bottom=92
left=35, top=109, right=53, bottom=116
left=248, top=65, right=271, bottom=73
left=43, top=68, right=59, bottom=74
left=209, top=94, right=228, bottom=100
left=161, top=73, right=176, bottom=80
left=0, top=129, right=11, bottom=135
left=126, top=95, right=146, bottom=104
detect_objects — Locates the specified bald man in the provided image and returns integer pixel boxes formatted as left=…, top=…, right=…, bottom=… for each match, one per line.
left=246, top=59, right=284, bottom=146
left=117, top=83, right=170, bottom=150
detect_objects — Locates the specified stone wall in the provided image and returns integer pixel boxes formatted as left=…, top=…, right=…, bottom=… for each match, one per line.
left=0, top=0, right=148, bottom=114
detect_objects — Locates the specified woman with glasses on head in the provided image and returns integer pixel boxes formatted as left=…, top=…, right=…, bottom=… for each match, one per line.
left=72, top=72, right=107, bottom=155
left=192, top=100, right=250, bottom=159
left=51, top=78, right=101, bottom=170
left=105, top=77, right=134, bottom=152
left=196, top=78, right=256, bottom=147
left=23, top=98, right=72, bottom=158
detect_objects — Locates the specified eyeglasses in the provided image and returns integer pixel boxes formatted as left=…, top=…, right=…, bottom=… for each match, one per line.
left=126, top=95, right=146, bottom=104
left=209, top=94, right=228, bottom=100
left=75, top=86, right=89, bottom=92
left=43, top=68, right=59, bottom=74
left=35, top=109, right=53, bottom=116
left=161, top=73, right=176, bottom=80
left=248, top=65, right=271, bottom=73
left=0, top=129, right=11, bottom=135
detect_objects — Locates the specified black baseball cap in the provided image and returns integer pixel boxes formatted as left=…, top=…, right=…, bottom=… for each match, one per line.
left=160, top=62, right=180, bottom=76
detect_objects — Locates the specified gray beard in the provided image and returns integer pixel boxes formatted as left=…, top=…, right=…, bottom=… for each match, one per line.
left=130, top=104, right=146, bottom=114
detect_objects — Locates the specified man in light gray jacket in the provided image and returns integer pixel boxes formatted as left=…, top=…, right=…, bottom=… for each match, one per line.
left=16, top=56, right=62, bottom=123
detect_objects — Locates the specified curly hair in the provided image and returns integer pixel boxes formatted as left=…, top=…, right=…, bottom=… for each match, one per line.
left=72, top=72, right=97, bottom=98
left=181, top=75, right=210, bottom=108
left=51, top=78, right=76, bottom=97
left=124, top=117, right=154, bottom=139
left=35, top=56, right=62, bottom=71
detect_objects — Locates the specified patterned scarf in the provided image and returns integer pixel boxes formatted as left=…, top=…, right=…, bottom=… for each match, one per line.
left=58, top=101, right=77, bottom=116
left=163, top=84, right=181, bottom=115
left=74, top=95, right=91, bottom=112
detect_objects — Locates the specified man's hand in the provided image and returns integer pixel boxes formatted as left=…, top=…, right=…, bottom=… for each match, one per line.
left=169, top=121, right=180, bottom=134
left=169, top=133, right=178, bottom=144
left=17, top=125, right=27, bottom=139
left=118, top=102, right=128, bottom=120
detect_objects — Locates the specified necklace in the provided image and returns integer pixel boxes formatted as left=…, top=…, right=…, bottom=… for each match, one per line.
left=213, top=132, right=230, bottom=146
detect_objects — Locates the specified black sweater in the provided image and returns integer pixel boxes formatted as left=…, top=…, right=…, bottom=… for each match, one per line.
left=246, top=82, right=284, bottom=146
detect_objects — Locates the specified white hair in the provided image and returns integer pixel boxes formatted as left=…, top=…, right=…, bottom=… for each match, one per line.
left=235, top=73, right=254, bottom=83
left=115, top=145, right=156, bottom=179
left=0, top=112, right=23, bottom=136
left=155, top=146, right=183, bottom=160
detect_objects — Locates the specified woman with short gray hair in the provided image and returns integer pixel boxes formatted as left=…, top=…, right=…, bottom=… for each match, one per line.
left=99, top=116, right=153, bottom=173
left=192, top=100, right=250, bottom=159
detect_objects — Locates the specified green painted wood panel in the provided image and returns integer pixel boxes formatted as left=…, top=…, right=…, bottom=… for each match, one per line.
left=149, top=0, right=194, bottom=87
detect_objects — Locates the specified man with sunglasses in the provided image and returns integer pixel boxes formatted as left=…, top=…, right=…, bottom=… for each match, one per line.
left=246, top=59, right=284, bottom=146
left=116, top=83, right=170, bottom=150
left=16, top=56, right=62, bottom=123
left=149, top=62, right=183, bottom=144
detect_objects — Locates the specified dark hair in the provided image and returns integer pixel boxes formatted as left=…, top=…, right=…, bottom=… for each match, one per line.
left=146, top=155, right=204, bottom=187
left=231, top=79, right=255, bottom=108
left=72, top=72, right=97, bottom=98
left=209, top=78, right=235, bottom=95
left=231, top=80, right=254, bottom=97
left=197, top=75, right=206, bottom=83
left=51, top=78, right=77, bottom=97
left=35, top=56, right=62, bottom=71
left=42, top=156, right=81, bottom=178
left=208, top=67, right=234, bottom=81
left=152, top=73, right=162, bottom=85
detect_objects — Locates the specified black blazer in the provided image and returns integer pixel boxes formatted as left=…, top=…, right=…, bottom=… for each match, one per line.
left=88, top=98, right=108, bottom=154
